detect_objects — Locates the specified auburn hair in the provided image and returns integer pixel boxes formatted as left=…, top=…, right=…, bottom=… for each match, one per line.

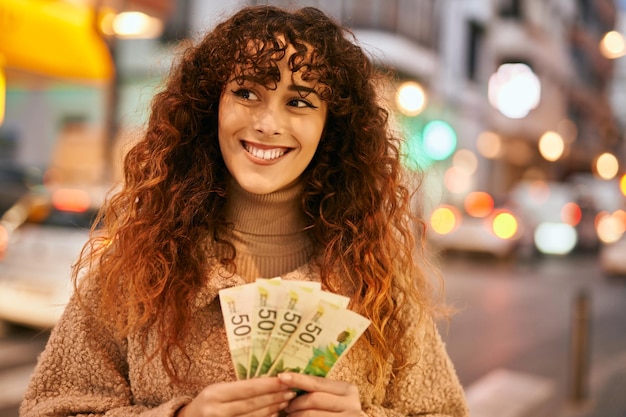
left=75, top=5, right=444, bottom=394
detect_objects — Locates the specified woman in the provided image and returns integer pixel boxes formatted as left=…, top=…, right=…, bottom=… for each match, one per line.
left=21, top=5, right=468, bottom=417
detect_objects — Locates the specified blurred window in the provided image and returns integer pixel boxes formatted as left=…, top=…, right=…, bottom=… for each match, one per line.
left=466, top=21, right=485, bottom=81
left=342, top=0, right=439, bottom=50
left=499, top=0, right=522, bottom=19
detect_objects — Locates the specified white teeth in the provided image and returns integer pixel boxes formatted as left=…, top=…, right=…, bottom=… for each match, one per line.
left=243, top=143, right=287, bottom=160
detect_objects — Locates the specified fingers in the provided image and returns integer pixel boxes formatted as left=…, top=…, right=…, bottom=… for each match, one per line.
left=231, top=391, right=295, bottom=417
left=277, top=373, right=354, bottom=396
left=205, top=377, right=290, bottom=402
left=277, top=373, right=361, bottom=416
left=186, top=378, right=295, bottom=417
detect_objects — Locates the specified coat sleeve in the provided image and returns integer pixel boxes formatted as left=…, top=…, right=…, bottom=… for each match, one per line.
left=361, top=311, right=470, bottom=417
left=19, top=287, right=192, bottom=417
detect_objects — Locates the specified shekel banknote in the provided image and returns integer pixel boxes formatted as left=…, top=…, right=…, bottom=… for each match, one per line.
left=218, top=282, right=257, bottom=379
left=266, top=298, right=370, bottom=377
left=247, top=278, right=290, bottom=377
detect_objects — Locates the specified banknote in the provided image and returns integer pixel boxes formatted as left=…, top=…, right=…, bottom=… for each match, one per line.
left=218, top=282, right=257, bottom=379
left=248, top=279, right=288, bottom=377
left=265, top=299, right=370, bottom=377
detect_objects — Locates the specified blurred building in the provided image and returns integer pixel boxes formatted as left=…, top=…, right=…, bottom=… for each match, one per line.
left=0, top=0, right=622, bottom=197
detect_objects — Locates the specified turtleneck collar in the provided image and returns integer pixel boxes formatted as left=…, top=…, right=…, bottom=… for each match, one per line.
left=221, top=179, right=314, bottom=280
left=224, top=179, right=311, bottom=235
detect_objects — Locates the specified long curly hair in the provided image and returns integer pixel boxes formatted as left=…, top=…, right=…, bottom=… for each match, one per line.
left=76, top=5, right=443, bottom=393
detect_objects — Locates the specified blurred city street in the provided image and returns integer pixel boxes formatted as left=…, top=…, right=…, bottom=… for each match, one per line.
left=1, top=252, right=625, bottom=417
left=2, top=0, right=626, bottom=416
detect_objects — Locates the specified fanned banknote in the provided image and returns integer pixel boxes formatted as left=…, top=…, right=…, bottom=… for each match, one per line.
left=218, top=279, right=369, bottom=379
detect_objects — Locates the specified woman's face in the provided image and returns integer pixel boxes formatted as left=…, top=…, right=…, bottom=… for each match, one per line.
left=218, top=43, right=328, bottom=195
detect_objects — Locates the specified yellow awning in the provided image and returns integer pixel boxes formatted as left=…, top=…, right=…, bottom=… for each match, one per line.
left=0, top=0, right=114, bottom=81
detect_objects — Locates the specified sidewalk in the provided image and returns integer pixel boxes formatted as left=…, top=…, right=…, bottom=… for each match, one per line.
left=462, top=349, right=626, bottom=417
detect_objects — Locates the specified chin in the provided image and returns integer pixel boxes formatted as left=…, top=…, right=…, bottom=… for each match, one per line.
left=237, top=180, right=283, bottom=195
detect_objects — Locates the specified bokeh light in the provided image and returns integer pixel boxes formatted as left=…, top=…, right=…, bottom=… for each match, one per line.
left=538, top=131, right=565, bottom=162
left=464, top=192, right=494, bottom=218
left=599, top=30, right=626, bottom=59
left=422, top=120, right=457, bottom=161
left=112, top=11, right=164, bottom=39
left=430, top=205, right=461, bottom=235
left=488, top=63, right=541, bottom=119
left=620, top=173, right=626, bottom=197
left=561, top=202, right=582, bottom=226
left=491, top=210, right=519, bottom=239
left=534, top=222, right=577, bottom=255
left=596, top=212, right=625, bottom=243
left=595, top=152, right=619, bottom=180
left=396, top=81, right=427, bottom=116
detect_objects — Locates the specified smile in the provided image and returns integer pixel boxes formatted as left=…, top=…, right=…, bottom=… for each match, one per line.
left=242, top=141, right=291, bottom=161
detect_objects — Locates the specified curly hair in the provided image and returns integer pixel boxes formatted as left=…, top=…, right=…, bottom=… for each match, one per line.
left=75, top=5, right=442, bottom=394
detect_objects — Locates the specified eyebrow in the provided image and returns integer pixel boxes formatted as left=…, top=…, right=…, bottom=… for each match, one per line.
left=288, top=84, right=321, bottom=98
left=231, top=75, right=321, bottom=99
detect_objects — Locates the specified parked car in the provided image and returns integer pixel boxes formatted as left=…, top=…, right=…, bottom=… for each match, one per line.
left=507, top=180, right=592, bottom=256
left=0, top=186, right=101, bottom=329
left=0, top=165, right=40, bottom=214
left=427, top=191, right=523, bottom=259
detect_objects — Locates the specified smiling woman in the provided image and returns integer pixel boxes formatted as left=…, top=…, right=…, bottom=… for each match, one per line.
left=20, top=5, right=469, bottom=417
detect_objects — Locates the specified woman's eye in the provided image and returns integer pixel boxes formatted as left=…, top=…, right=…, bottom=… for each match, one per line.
left=287, top=98, right=317, bottom=109
left=233, top=89, right=258, bottom=101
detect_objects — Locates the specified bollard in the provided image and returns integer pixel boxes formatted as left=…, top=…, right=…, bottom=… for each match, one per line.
left=569, top=289, right=591, bottom=404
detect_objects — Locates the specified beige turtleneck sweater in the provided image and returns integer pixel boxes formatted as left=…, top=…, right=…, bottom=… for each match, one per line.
left=220, top=180, right=314, bottom=281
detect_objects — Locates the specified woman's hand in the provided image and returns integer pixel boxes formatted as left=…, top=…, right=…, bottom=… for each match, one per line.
left=177, top=377, right=296, bottom=417
left=277, top=373, right=362, bottom=417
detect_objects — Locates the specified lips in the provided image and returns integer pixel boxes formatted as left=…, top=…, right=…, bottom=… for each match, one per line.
left=242, top=141, right=292, bottom=161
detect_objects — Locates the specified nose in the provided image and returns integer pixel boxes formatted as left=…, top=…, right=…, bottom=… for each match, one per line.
left=253, top=104, right=283, bottom=137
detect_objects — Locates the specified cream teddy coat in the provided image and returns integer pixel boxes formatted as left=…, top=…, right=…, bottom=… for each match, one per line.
left=20, top=263, right=469, bottom=417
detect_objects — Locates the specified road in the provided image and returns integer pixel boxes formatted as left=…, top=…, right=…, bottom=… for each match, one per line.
left=0, top=252, right=625, bottom=417
left=441, top=252, right=626, bottom=417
